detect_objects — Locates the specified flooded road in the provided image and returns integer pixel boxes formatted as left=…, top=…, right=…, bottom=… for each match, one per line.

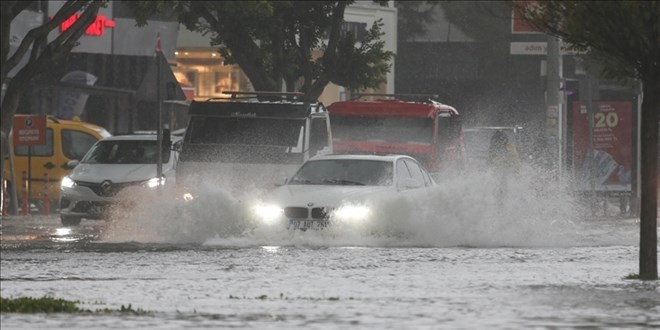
left=1, top=173, right=659, bottom=329
left=1, top=215, right=658, bottom=329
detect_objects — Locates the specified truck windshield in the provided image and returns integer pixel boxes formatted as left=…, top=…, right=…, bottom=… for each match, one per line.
left=181, top=117, right=306, bottom=164
left=331, top=117, right=433, bottom=144
left=188, top=117, right=304, bottom=147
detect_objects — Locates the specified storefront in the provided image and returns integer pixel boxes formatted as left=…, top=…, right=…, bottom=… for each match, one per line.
left=173, top=2, right=398, bottom=105
left=12, top=1, right=186, bottom=134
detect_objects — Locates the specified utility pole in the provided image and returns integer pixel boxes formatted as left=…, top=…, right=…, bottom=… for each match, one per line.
left=545, top=36, right=562, bottom=178
left=155, top=33, right=163, bottom=189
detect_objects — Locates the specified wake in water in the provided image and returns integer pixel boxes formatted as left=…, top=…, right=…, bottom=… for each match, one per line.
left=100, top=164, right=631, bottom=248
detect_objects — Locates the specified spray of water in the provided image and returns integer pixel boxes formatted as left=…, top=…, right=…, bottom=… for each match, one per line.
left=99, top=162, right=613, bottom=248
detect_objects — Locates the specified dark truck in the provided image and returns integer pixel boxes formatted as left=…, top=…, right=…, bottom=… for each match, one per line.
left=177, top=92, right=332, bottom=198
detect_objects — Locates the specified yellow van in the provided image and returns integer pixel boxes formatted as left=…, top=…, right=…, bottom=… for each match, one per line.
left=3, top=116, right=111, bottom=211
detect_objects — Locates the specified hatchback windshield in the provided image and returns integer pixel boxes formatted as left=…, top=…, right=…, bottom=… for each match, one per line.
left=189, top=117, right=304, bottom=147
left=82, top=140, right=170, bottom=164
left=289, top=159, right=393, bottom=186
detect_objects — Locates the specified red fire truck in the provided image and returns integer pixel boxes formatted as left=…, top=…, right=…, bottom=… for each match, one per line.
left=327, top=94, right=466, bottom=177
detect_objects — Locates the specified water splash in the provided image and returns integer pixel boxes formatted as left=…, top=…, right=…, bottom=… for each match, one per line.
left=99, top=164, right=631, bottom=248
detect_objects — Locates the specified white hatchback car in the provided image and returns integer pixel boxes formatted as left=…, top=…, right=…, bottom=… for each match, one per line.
left=253, top=154, right=435, bottom=230
left=59, top=133, right=182, bottom=226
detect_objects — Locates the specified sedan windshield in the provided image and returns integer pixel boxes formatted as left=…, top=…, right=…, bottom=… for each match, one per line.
left=82, top=140, right=170, bottom=164
left=289, top=159, right=393, bottom=186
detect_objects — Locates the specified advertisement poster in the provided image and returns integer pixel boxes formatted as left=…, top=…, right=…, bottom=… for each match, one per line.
left=572, top=101, right=633, bottom=192
left=56, top=70, right=98, bottom=119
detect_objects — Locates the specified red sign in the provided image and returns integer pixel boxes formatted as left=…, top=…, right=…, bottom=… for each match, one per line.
left=59, top=14, right=115, bottom=36
left=572, top=101, right=633, bottom=191
left=511, top=0, right=541, bottom=34
left=13, top=115, right=47, bottom=146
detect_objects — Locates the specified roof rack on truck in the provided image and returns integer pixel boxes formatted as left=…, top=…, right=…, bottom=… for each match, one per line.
left=352, top=93, right=440, bottom=101
left=221, top=90, right=305, bottom=101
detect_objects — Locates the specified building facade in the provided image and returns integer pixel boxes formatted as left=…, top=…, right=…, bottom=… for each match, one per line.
left=393, top=1, right=640, bottom=203
left=10, top=1, right=185, bottom=134
left=173, top=1, right=398, bottom=106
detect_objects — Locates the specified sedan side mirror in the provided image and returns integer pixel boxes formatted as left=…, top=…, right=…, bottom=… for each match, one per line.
left=275, top=177, right=288, bottom=187
left=398, top=178, right=422, bottom=191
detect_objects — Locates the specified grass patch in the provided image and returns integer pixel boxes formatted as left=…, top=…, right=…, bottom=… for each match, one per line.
left=1, top=296, right=80, bottom=313
left=1, top=296, right=148, bottom=314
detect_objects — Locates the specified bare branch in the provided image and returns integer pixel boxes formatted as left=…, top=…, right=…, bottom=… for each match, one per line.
left=1, top=1, right=87, bottom=83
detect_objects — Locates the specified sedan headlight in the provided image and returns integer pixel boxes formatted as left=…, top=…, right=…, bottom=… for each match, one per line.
left=253, top=204, right=284, bottom=224
left=144, top=176, right=166, bottom=188
left=61, top=176, right=76, bottom=189
left=333, top=204, right=371, bottom=222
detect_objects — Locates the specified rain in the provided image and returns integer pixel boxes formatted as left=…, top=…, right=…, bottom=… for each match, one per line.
left=2, top=1, right=659, bottom=329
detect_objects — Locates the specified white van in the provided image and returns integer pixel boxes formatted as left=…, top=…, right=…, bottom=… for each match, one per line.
left=59, top=132, right=182, bottom=226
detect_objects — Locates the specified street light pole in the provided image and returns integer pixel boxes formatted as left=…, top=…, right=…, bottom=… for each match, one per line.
left=155, top=33, right=163, bottom=189
left=546, top=36, right=562, bottom=179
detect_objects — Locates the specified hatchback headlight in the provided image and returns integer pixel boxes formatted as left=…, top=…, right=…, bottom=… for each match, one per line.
left=61, top=176, right=76, bottom=189
left=144, top=177, right=165, bottom=188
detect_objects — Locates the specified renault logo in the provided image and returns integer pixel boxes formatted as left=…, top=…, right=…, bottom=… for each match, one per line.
left=101, top=180, right=112, bottom=194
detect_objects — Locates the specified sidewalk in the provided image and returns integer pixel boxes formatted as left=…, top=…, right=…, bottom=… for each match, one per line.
left=1, top=214, right=60, bottom=226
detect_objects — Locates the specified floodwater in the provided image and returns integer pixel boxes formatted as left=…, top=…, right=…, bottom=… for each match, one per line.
left=1, top=169, right=659, bottom=329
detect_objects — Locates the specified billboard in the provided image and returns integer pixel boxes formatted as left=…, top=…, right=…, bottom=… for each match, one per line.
left=572, top=101, right=633, bottom=192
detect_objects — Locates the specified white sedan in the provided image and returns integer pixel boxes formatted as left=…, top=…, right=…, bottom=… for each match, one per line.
left=253, top=154, right=435, bottom=230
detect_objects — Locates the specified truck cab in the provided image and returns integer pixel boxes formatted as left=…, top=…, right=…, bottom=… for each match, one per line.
left=327, top=94, right=465, bottom=178
left=177, top=91, right=332, bottom=198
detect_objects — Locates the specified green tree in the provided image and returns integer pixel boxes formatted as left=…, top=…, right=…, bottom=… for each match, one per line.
left=127, top=1, right=394, bottom=101
left=1, top=0, right=105, bottom=136
left=1, top=1, right=104, bottom=213
left=519, top=0, right=659, bottom=280
left=395, top=1, right=440, bottom=42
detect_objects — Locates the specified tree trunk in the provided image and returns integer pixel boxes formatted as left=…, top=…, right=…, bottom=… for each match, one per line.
left=1, top=79, right=21, bottom=134
left=639, top=81, right=658, bottom=280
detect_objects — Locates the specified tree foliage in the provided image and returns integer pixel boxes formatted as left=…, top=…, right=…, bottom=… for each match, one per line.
left=1, top=0, right=104, bottom=135
left=516, top=0, right=659, bottom=279
left=127, top=1, right=395, bottom=101
left=395, top=1, right=440, bottom=42
left=517, top=1, right=659, bottom=83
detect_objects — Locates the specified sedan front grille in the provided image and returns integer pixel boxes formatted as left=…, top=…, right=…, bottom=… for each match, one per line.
left=75, top=180, right=141, bottom=197
left=284, top=207, right=333, bottom=220
left=284, top=207, right=308, bottom=219
left=311, top=207, right=332, bottom=219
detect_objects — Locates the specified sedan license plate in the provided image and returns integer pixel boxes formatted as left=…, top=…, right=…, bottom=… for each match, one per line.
left=289, top=219, right=329, bottom=230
